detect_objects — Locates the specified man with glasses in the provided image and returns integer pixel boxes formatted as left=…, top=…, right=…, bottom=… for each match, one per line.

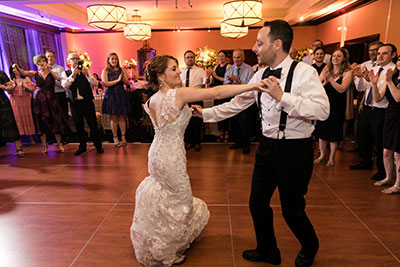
left=61, top=53, right=103, bottom=155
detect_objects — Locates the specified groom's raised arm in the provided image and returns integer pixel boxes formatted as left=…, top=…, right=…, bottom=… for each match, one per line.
left=202, top=90, right=256, bottom=123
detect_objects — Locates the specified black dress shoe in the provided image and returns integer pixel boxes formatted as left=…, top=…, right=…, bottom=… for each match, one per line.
left=74, top=148, right=87, bottom=156
left=229, top=143, right=242, bottom=150
left=185, top=143, right=195, bottom=150
left=371, top=172, right=385, bottom=181
left=242, top=146, right=250, bottom=154
left=96, top=147, right=104, bottom=153
left=242, top=249, right=281, bottom=265
left=194, top=144, right=201, bottom=151
left=349, top=162, right=373, bottom=170
left=295, top=249, right=318, bottom=267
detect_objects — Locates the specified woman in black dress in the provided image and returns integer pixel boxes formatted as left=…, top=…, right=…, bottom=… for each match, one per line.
left=15, top=55, right=70, bottom=155
left=210, top=50, right=232, bottom=142
left=312, top=47, right=327, bottom=75
left=314, top=48, right=353, bottom=167
left=0, top=71, right=24, bottom=157
left=370, top=56, right=400, bottom=194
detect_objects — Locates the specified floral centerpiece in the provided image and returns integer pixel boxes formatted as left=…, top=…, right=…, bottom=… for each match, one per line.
left=295, top=47, right=313, bottom=62
left=195, top=46, right=218, bottom=69
left=123, top=58, right=138, bottom=81
left=66, top=50, right=92, bottom=68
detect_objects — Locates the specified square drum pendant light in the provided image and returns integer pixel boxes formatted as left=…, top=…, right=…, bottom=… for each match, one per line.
left=220, top=22, right=248, bottom=39
left=223, top=0, right=262, bottom=27
left=87, top=4, right=127, bottom=30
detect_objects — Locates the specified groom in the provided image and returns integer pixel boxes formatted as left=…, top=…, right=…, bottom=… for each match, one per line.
left=192, top=20, right=329, bottom=266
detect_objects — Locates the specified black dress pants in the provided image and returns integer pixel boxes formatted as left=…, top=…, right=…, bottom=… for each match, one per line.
left=231, top=103, right=258, bottom=148
left=185, top=101, right=203, bottom=145
left=249, top=136, right=318, bottom=255
left=70, top=99, right=102, bottom=150
left=357, top=105, right=386, bottom=173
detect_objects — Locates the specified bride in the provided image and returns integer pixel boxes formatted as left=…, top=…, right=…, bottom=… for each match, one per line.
left=130, top=55, right=267, bottom=266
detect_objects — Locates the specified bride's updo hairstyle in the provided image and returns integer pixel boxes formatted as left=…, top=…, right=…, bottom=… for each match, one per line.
left=145, top=55, right=178, bottom=91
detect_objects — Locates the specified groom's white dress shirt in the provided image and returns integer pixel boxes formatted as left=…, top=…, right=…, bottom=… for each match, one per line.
left=203, top=56, right=330, bottom=139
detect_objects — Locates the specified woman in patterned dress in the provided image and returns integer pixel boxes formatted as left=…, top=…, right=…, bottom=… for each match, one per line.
left=14, top=55, right=70, bottom=155
left=8, top=63, right=36, bottom=144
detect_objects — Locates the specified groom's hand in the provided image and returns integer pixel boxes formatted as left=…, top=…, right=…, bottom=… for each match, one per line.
left=191, top=105, right=203, bottom=118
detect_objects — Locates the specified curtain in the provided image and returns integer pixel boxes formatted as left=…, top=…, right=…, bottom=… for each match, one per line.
left=25, top=28, right=41, bottom=70
left=0, top=24, right=10, bottom=75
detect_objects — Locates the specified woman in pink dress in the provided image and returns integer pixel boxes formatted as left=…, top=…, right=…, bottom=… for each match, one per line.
left=9, top=63, right=36, bottom=143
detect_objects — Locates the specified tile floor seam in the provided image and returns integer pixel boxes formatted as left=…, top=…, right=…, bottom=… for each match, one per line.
left=224, top=166, right=236, bottom=267
left=314, top=171, right=400, bottom=264
left=69, top=166, right=144, bottom=267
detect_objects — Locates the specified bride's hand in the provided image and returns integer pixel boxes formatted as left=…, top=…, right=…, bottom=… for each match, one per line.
left=258, top=77, right=283, bottom=101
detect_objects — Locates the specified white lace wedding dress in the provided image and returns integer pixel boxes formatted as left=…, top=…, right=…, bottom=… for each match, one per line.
left=130, top=89, right=210, bottom=266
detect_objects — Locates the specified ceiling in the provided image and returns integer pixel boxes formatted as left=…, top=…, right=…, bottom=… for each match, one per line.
left=0, top=0, right=368, bottom=31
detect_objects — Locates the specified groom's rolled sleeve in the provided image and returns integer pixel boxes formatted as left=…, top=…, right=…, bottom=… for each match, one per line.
left=203, top=90, right=256, bottom=122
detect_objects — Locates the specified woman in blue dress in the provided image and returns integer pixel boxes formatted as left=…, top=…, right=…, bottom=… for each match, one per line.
left=101, top=52, right=130, bottom=146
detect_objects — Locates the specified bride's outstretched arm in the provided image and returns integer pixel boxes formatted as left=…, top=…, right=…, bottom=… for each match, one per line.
left=175, top=81, right=264, bottom=108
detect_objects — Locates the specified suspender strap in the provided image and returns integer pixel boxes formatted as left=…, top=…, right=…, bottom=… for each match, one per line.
left=278, top=61, right=298, bottom=138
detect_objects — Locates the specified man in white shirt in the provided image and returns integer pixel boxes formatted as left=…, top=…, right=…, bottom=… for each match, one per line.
left=180, top=50, right=206, bottom=151
left=224, top=49, right=254, bottom=154
left=193, top=20, right=329, bottom=266
left=350, top=43, right=396, bottom=180
left=302, top=39, right=331, bottom=65
left=61, top=52, right=103, bottom=155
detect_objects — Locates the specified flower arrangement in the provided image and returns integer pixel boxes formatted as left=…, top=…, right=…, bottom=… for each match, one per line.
left=195, top=46, right=218, bottom=69
left=295, top=47, right=313, bottom=62
left=123, top=58, right=138, bottom=69
left=66, top=50, right=92, bottom=68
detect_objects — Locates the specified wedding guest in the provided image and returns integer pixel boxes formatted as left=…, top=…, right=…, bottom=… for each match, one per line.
left=92, top=73, right=103, bottom=95
left=210, top=50, right=232, bottom=142
left=0, top=70, right=24, bottom=157
left=62, top=52, right=104, bottom=155
left=224, top=49, right=254, bottom=154
left=302, top=39, right=331, bottom=65
left=14, top=55, right=70, bottom=155
left=130, top=55, right=269, bottom=266
left=193, top=20, right=329, bottom=266
left=349, top=41, right=387, bottom=180
left=289, top=47, right=298, bottom=60
left=312, top=47, right=327, bottom=75
left=8, top=63, right=36, bottom=144
left=101, top=52, right=130, bottom=147
left=314, top=48, right=353, bottom=167
left=370, top=52, right=400, bottom=194
left=180, top=50, right=206, bottom=151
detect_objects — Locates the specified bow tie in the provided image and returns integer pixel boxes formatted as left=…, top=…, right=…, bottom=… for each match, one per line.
left=262, top=67, right=282, bottom=79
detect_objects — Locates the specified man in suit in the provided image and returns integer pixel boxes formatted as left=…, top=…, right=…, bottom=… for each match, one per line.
left=180, top=50, right=206, bottom=151
left=193, top=20, right=329, bottom=266
left=61, top=52, right=103, bottom=155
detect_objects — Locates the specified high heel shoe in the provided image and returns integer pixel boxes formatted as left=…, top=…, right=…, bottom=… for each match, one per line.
left=121, top=135, right=127, bottom=146
left=114, top=136, right=121, bottom=147
left=57, top=144, right=64, bottom=153
left=313, top=157, right=326, bottom=164
left=16, top=149, right=25, bottom=157
left=41, top=145, right=48, bottom=155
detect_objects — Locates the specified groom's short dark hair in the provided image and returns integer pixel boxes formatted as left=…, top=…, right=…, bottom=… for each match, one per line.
left=263, top=20, right=293, bottom=54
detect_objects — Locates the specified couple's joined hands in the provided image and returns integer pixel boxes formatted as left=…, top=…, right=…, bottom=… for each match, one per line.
left=191, top=77, right=283, bottom=118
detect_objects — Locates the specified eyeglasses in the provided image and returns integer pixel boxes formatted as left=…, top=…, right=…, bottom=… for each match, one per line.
left=69, top=57, right=80, bottom=61
left=368, top=49, right=379, bottom=52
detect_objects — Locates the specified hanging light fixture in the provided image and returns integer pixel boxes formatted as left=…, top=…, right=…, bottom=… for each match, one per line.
left=87, top=4, right=127, bottom=30
left=220, top=22, right=248, bottom=39
left=223, top=0, right=262, bottom=27
left=124, top=11, right=151, bottom=41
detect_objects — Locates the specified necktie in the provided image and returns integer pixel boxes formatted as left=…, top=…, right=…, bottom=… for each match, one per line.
left=185, top=67, right=191, bottom=87
left=365, top=67, right=384, bottom=105
left=234, top=66, right=240, bottom=83
left=262, top=67, right=282, bottom=79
